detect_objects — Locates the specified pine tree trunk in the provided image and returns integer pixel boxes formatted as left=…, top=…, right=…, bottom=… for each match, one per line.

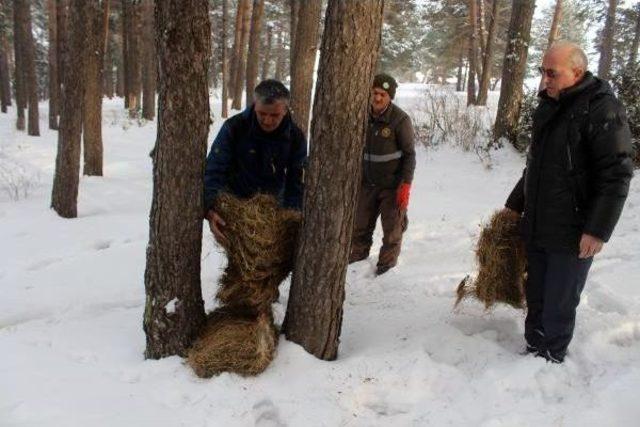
left=104, top=33, right=115, bottom=98
left=47, top=0, right=59, bottom=128
left=221, top=0, right=229, bottom=118
left=56, top=0, right=67, bottom=110
left=598, top=0, right=617, bottom=81
left=83, top=0, right=109, bottom=177
left=51, top=0, right=88, bottom=218
left=289, top=0, right=299, bottom=73
left=456, top=46, right=464, bottom=92
left=126, top=0, right=142, bottom=117
left=466, top=0, right=479, bottom=105
left=244, top=0, right=264, bottom=106
left=494, top=0, right=536, bottom=146
left=289, top=0, right=321, bottom=137
left=628, top=3, right=640, bottom=67
left=274, top=29, right=285, bottom=81
left=231, top=0, right=250, bottom=110
left=478, top=0, right=487, bottom=59
left=284, top=0, right=384, bottom=361
left=13, top=0, right=26, bottom=130
left=143, top=0, right=210, bottom=360
left=261, top=24, right=272, bottom=81
left=122, top=0, right=130, bottom=107
left=0, top=32, right=11, bottom=112
left=228, top=0, right=245, bottom=105
left=477, top=0, right=500, bottom=105
left=141, top=0, right=156, bottom=120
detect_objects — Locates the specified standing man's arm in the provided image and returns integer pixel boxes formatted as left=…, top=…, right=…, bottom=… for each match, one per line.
left=396, top=115, right=416, bottom=211
left=204, top=122, right=234, bottom=242
left=505, top=170, right=526, bottom=215
left=283, top=129, right=307, bottom=210
left=580, top=97, right=634, bottom=257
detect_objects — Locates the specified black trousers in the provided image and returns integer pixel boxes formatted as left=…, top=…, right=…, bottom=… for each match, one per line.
left=524, top=244, right=593, bottom=361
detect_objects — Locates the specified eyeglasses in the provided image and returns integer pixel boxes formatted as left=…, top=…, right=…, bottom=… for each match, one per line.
left=538, top=66, right=559, bottom=79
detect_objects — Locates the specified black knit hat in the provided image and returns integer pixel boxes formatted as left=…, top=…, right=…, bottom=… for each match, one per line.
left=372, top=73, right=398, bottom=99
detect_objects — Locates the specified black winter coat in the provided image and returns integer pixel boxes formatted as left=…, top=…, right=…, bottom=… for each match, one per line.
left=506, top=72, right=634, bottom=251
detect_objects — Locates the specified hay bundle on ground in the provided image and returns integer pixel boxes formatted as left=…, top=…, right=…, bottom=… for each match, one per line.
left=455, top=209, right=527, bottom=310
left=187, top=307, right=278, bottom=378
left=214, top=193, right=301, bottom=309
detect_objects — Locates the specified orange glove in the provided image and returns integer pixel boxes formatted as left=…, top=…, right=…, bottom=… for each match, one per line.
left=396, top=182, right=411, bottom=211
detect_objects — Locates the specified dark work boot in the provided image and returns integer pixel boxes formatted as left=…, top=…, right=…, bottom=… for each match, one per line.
left=375, top=264, right=393, bottom=276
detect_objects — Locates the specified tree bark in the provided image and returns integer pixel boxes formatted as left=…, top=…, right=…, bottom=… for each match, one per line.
left=82, top=0, right=109, bottom=177
left=289, top=0, right=299, bottom=73
left=493, top=0, right=536, bottom=146
left=597, top=0, right=617, bottom=81
left=126, top=0, right=142, bottom=116
left=477, top=0, right=500, bottom=105
left=289, top=0, right=321, bottom=137
left=629, top=3, right=640, bottom=67
left=143, top=0, right=210, bottom=359
left=274, top=29, right=285, bottom=81
left=122, top=0, right=130, bottom=107
left=221, top=0, right=229, bottom=118
left=456, top=46, right=464, bottom=92
left=284, top=0, right=384, bottom=361
left=56, top=0, right=67, bottom=109
left=466, top=0, right=479, bottom=105
left=261, top=24, right=272, bottom=81
left=244, top=0, right=264, bottom=106
left=47, top=0, right=59, bottom=128
left=0, top=27, right=11, bottom=112
left=141, top=0, right=156, bottom=120
left=228, top=0, right=245, bottom=106
left=13, top=0, right=26, bottom=130
left=51, top=0, right=88, bottom=218
left=231, top=0, right=250, bottom=110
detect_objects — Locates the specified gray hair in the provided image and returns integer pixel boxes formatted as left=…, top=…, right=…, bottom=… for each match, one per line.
left=254, top=79, right=290, bottom=105
left=549, top=40, right=588, bottom=72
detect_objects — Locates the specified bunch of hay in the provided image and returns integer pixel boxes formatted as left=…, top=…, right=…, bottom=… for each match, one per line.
left=455, top=209, right=527, bottom=310
left=187, top=307, right=278, bottom=377
left=214, top=193, right=301, bottom=310
left=188, top=193, right=300, bottom=378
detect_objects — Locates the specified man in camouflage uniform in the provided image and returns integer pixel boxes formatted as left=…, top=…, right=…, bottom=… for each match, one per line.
left=349, top=73, right=416, bottom=276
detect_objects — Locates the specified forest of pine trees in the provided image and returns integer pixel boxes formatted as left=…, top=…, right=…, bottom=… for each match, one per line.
left=0, top=0, right=638, bottom=359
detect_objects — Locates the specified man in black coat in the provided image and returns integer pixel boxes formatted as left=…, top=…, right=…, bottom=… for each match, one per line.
left=505, top=42, right=634, bottom=363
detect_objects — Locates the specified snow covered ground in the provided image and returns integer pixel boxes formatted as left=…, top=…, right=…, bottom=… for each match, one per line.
left=1, top=87, right=639, bottom=426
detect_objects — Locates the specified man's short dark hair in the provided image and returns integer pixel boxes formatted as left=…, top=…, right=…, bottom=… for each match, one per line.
left=254, top=79, right=290, bottom=105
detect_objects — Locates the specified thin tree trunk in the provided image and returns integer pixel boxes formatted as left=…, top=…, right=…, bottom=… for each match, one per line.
left=47, top=0, right=59, bottom=128
left=289, top=0, right=299, bottom=72
left=221, top=0, right=228, bottom=118
left=141, top=0, right=156, bottom=120
left=289, top=0, right=321, bottom=136
left=143, top=0, right=210, bottom=359
left=22, top=0, right=39, bottom=135
left=13, top=0, right=26, bottom=130
left=284, top=0, right=384, bottom=361
left=478, top=0, right=487, bottom=60
left=598, top=0, right=617, bottom=80
left=126, top=0, right=142, bottom=116
left=494, top=0, right=536, bottom=146
left=231, top=0, right=251, bottom=110
left=122, top=0, right=130, bottom=107
left=467, top=0, right=479, bottom=105
left=83, top=0, right=109, bottom=177
left=456, top=46, right=464, bottom=92
left=104, top=34, right=115, bottom=98
left=274, top=29, right=285, bottom=81
left=628, top=3, right=640, bottom=67
left=478, top=0, right=500, bottom=105
left=51, top=0, right=88, bottom=218
left=538, top=0, right=563, bottom=90
left=0, top=30, right=11, bottom=112
left=261, top=24, right=272, bottom=81
left=245, top=0, right=264, bottom=106
left=228, top=0, right=245, bottom=105
left=56, top=0, right=67, bottom=111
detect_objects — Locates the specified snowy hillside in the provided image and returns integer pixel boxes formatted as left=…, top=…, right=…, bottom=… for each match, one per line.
left=1, top=86, right=639, bottom=426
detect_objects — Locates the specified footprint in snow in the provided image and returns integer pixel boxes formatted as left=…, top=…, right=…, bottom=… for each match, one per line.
left=252, top=399, right=286, bottom=427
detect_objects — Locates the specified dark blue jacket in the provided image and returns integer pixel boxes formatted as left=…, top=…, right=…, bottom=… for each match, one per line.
left=204, top=106, right=307, bottom=211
